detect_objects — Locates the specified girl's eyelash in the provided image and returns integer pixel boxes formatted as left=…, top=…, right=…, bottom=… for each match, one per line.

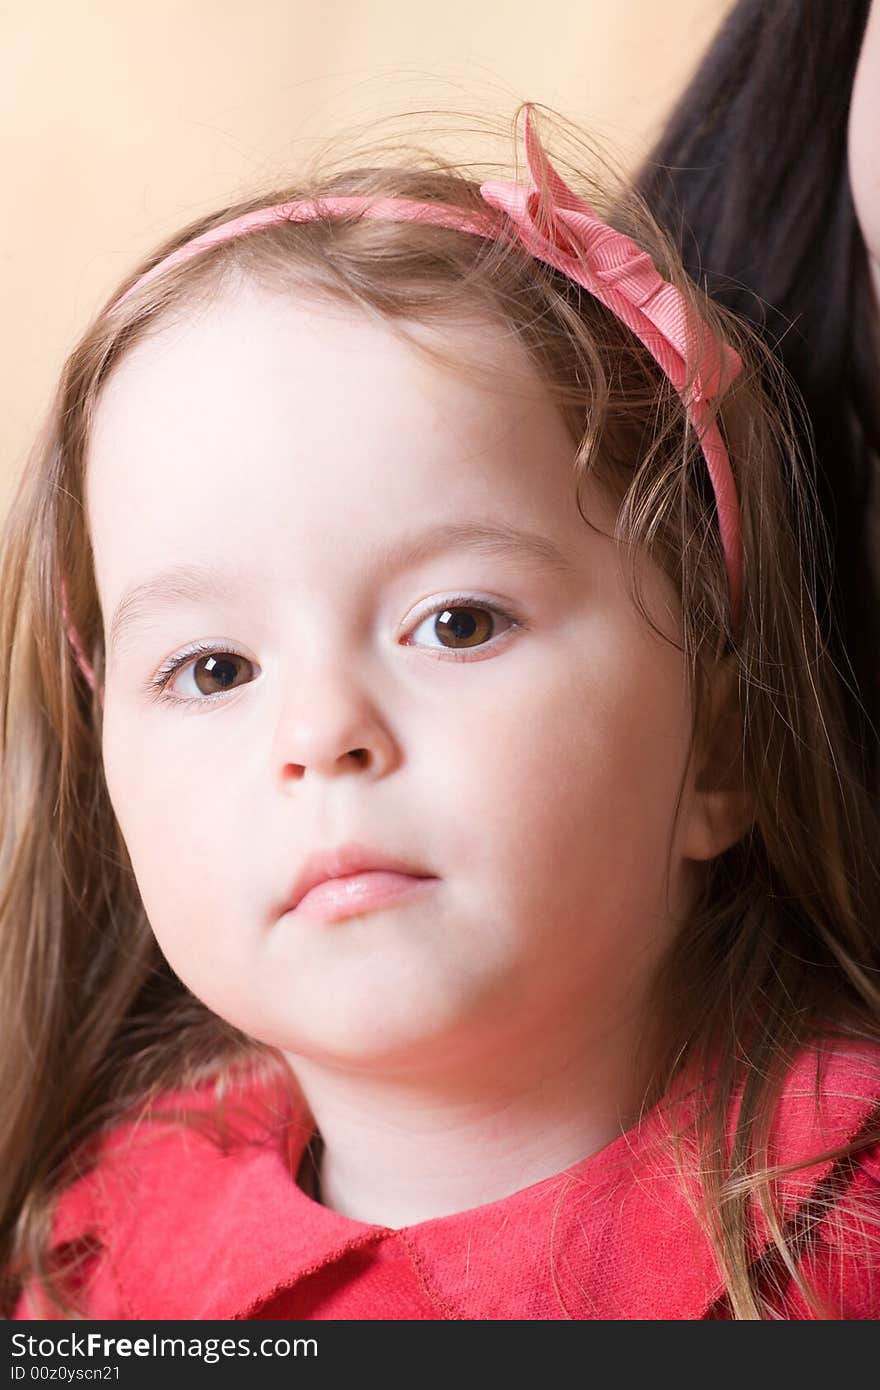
left=144, top=595, right=525, bottom=709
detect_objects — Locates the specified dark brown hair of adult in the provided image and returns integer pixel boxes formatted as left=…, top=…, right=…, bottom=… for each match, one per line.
left=637, top=0, right=880, bottom=795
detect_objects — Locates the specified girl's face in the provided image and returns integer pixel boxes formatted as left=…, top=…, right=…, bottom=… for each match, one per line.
left=88, top=283, right=710, bottom=1079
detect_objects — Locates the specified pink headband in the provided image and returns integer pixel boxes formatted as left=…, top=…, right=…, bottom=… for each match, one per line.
left=62, top=104, right=743, bottom=696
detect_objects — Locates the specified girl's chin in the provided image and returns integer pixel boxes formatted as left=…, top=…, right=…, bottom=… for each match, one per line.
left=276, top=1030, right=462, bottom=1071
left=270, top=1010, right=493, bottom=1076
left=193, top=972, right=498, bottom=1068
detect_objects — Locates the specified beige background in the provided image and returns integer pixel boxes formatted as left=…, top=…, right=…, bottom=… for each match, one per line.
left=1, top=0, right=733, bottom=512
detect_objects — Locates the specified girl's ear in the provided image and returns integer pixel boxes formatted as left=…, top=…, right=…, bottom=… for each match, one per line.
left=682, top=654, right=756, bottom=862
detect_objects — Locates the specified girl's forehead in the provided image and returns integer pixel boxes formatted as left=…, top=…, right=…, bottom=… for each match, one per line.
left=86, top=287, right=592, bottom=551
left=88, top=286, right=557, bottom=485
left=94, top=282, right=537, bottom=412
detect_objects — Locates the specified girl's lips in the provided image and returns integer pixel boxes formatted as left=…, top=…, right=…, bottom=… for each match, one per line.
left=289, top=870, right=439, bottom=923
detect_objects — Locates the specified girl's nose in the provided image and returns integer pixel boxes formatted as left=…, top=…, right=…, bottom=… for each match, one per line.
left=274, top=668, right=399, bottom=782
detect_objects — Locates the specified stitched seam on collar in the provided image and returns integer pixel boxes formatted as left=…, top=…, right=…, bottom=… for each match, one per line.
left=234, top=1229, right=391, bottom=1320
left=392, top=1231, right=466, bottom=1320
left=91, top=1164, right=139, bottom=1320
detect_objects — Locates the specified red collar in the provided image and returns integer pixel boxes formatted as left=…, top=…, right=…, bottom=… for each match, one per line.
left=51, top=1043, right=880, bottom=1319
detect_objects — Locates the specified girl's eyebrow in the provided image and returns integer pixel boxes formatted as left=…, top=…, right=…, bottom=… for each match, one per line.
left=107, top=520, right=575, bottom=660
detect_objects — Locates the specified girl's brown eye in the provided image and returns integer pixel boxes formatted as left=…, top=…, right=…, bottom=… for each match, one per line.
left=406, top=601, right=517, bottom=654
left=432, top=606, right=495, bottom=649
left=185, top=652, right=253, bottom=697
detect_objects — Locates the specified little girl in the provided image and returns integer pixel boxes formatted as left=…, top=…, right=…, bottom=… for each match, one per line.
left=2, top=103, right=879, bottom=1321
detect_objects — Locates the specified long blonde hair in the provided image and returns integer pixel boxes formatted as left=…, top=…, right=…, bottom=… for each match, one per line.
left=2, top=102, right=878, bottom=1319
